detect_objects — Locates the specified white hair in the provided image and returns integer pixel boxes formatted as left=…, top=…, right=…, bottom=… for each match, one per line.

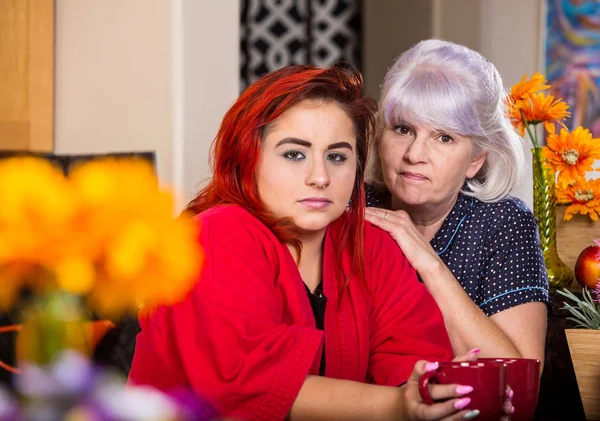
left=367, top=39, right=524, bottom=203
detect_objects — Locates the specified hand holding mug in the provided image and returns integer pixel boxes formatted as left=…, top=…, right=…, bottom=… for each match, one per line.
left=399, top=360, right=481, bottom=420
left=418, top=360, right=509, bottom=420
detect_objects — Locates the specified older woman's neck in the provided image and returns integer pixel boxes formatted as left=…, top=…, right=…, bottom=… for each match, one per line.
left=391, top=196, right=457, bottom=242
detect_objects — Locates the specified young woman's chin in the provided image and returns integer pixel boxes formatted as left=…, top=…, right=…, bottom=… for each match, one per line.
left=294, top=211, right=345, bottom=234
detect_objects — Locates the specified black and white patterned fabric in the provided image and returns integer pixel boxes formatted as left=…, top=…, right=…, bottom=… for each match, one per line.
left=240, top=0, right=362, bottom=91
left=366, top=185, right=550, bottom=317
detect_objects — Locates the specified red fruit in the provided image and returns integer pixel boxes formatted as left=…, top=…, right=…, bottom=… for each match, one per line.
left=574, top=245, right=600, bottom=289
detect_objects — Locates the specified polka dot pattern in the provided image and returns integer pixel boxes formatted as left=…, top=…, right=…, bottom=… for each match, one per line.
left=366, top=185, right=550, bottom=317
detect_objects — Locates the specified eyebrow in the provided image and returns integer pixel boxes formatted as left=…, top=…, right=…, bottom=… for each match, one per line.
left=275, top=137, right=354, bottom=151
left=328, top=142, right=353, bottom=151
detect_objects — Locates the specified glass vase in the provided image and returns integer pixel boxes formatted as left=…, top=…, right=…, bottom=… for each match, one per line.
left=532, top=148, right=573, bottom=288
left=16, top=292, right=91, bottom=366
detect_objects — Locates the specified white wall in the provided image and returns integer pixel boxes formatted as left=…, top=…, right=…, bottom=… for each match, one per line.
left=432, top=0, right=482, bottom=51
left=54, top=0, right=239, bottom=209
left=54, top=0, right=174, bottom=180
left=179, top=0, right=240, bottom=204
left=478, top=0, right=543, bottom=210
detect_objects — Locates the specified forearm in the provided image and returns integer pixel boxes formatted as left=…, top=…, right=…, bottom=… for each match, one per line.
left=288, top=375, right=404, bottom=421
left=420, top=261, right=521, bottom=358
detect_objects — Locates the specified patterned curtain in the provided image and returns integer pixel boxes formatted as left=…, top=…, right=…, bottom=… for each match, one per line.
left=240, top=0, right=362, bottom=91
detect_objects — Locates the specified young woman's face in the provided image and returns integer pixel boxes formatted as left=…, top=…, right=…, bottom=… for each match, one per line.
left=378, top=122, right=486, bottom=210
left=256, top=99, right=357, bottom=237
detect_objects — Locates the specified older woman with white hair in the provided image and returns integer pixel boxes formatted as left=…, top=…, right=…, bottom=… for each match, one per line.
left=365, top=39, right=549, bottom=363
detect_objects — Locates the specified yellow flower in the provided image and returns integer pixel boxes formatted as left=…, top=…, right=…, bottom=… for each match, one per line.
left=508, top=92, right=570, bottom=136
left=0, top=158, right=77, bottom=265
left=542, top=126, right=600, bottom=188
left=55, top=257, right=96, bottom=295
left=69, top=158, right=203, bottom=316
left=0, top=156, right=203, bottom=314
left=0, top=157, right=78, bottom=308
left=556, top=178, right=600, bottom=221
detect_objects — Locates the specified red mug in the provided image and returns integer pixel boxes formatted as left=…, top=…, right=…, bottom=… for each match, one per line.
left=479, top=358, right=541, bottom=421
left=419, top=361, right=507, bottom=420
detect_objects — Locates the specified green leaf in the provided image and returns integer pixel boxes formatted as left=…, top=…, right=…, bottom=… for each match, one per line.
left=559, top=287, right=600, bottom=329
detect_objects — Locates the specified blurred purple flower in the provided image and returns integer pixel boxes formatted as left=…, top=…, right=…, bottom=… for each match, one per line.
left=2, top=350, right=217, bottom=421
left=593, top=282, right=600, bottom=303
left=0, top=388, right=19, bottom=421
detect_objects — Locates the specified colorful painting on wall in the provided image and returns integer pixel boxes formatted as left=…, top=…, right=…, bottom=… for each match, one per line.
left=545, top=0, right=600, bottom=136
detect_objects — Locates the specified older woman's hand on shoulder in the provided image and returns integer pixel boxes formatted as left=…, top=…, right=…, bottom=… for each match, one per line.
left=365, top=207, right=442, bottom=278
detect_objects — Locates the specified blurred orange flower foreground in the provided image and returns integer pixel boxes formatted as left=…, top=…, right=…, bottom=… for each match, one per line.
left=0, top=157, right=203, bottom=317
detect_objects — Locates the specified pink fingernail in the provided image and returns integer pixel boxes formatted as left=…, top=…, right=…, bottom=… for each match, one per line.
left=468, top=348, right=481, bottom=355
left=509, top=389, right=514, bottom=398
left=456, top=385, right=473, bottom=395
left=454, top=397, right=471, bottom=410
left=511, top=407, right=515, bottom=414
left=424, top=362, right=439, bottom=372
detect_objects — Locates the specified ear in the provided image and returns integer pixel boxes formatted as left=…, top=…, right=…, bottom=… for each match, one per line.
left=466, top=151, right=488, bottom=179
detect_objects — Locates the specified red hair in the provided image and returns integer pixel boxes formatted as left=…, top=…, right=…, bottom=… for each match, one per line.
left=187, top=64, right=376, bottom=290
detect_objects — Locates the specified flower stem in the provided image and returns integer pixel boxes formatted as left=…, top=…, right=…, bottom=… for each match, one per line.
left=522, top=109, right=540, bottom=149
left=521, top=109, right=546, bottom=188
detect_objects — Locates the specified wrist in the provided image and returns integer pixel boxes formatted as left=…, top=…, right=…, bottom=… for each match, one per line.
left=392, top=385, right=409, bottom=421
left=417, top=256, right=447, bottom=282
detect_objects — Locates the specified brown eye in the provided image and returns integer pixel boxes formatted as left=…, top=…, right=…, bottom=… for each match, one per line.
left=282, top=150, right=305, bottom=161
left=394, top=125, right=412, bottom=136
left=327, top=152, right=348, bottom=164
left=438, top=134, right=454, bottom=144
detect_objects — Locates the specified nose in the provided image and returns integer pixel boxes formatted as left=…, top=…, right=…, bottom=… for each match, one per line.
left=404, top=134, right=429, bottom=164
left=306, top=156, right=331, bottom=189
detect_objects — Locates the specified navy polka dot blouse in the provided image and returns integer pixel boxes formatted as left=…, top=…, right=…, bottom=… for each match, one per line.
left=366, top=184, right=550, bottom=317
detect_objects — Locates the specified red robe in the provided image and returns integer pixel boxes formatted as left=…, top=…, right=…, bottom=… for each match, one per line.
left=128, top=205, right=452, bottom=420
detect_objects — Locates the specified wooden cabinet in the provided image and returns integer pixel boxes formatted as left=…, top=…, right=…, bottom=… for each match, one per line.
left=0, top=0, right=54, bottom=152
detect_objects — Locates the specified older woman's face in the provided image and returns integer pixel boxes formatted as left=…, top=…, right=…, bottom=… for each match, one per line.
left=256, top=99, right=357, bottom=237
left=379, top=123, right=486, bottom=209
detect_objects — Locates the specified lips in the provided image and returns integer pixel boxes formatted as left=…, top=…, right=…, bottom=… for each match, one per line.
left=401, top=171, right=428, bottom=181
left=299, top=197, right=332, bottom=209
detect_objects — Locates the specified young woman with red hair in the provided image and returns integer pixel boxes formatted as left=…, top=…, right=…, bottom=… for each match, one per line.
left=128, top=65, right=482, bottom=421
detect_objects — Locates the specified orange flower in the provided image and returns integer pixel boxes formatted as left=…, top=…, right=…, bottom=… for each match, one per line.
left=508, top=92, right=570, bottom=136
left=510, top=72, right=551, bottom=102
left=542, top=126, right=600, bottom=188
left=556, top=178, right=600, bottom=221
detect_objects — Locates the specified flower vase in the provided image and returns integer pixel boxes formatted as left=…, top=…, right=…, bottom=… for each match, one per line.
left=532, top=148, right=573, bottom=288
left=16, top=292, right=91, bottom=366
